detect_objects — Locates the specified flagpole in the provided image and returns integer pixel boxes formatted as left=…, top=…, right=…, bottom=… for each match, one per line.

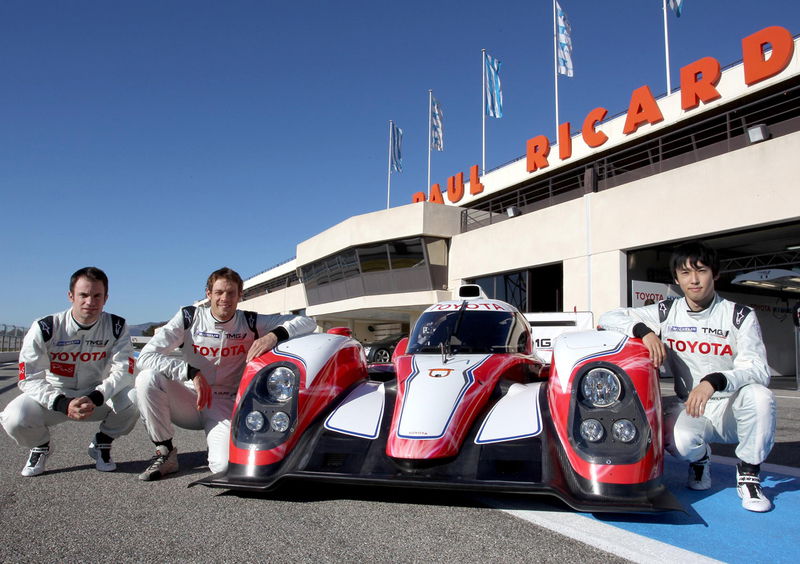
left=387, top=120, right=392, bottom=210
left=481, top=49, right=486, bottom=175
left=553, top=0, right=560, bottom=141
left=663, top=0, right=672, bottom=94
left=427, top=90, right=432, bottom=199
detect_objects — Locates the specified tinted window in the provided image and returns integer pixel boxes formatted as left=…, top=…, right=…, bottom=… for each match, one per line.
left=358, top=244, right=390, bottom=272
left=407, top=308, right=529, bottom=354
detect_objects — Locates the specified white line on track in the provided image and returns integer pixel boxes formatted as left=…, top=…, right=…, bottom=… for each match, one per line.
left=478, top=496, right=723, bottom=564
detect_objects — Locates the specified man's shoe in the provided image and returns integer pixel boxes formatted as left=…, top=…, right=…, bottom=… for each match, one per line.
left=88, top=442, right=117, bottom=472
left=737, top=464, right=772, bottom=512
left=21, top=445, right=51, bottom=477
left=138, top=446, right=179, bottom=481
left=687, top=449, right=711, bottom=490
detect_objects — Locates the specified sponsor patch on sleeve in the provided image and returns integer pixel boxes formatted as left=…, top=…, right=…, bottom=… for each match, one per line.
left=18, top=362, right=25, bottom=381
left=128, top=357, right=134, bottom=374
left=50, top=362, right=76, bottom=378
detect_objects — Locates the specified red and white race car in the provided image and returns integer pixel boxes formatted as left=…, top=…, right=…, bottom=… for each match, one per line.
left=194, top=285, right=680, bottom=512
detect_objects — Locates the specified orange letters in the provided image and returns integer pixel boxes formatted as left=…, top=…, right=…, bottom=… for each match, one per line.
left=680, top=57, right=722, bottom=110
left=582, top=108, right=609, bottom=148
left=412, top=25, right=795, bottom=205
left=623, top=85, right=664, bottom=135
left=469, top=164, right=484, bottom=195
left=526, top=135, right=550, bottom=173
left=743, top=25, right=794, bottom=86
left=558, top=122, right=572, bottom=160
left=447, top=172, right=465, bottom=202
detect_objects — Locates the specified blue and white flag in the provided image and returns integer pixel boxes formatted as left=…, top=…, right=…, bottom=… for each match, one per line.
left=431, top=96, right=444, bottom=151
left=484, top=52, right=503, bottom=118
left=556, top=2, right=574, bottom=77
left=669, top=0, right=684, bottom=17
left=390, top=121, right=403, bottom=173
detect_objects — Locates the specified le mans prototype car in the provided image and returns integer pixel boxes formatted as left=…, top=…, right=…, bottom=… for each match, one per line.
left=194, top=286, right=681, bottom=512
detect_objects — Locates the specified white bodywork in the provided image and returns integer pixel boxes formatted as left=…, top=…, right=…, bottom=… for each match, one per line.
left=324, top=381, right=385, bottom=439
left=273, top=333, right=354, bottom=387
left=396, top=355, right=489, bottom=439
left=552, top=330, right=627, bottom=393
left=475, top=382, right=543, bottom=444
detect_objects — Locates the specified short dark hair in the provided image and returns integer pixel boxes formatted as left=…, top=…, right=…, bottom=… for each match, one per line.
left=206, top=267, right=244, bottom=294
left=70, top=267, right=109, bottom=295
left=669, top=241, right=719, bottom=278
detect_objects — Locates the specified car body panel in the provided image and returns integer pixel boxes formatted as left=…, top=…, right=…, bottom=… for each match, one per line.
left=193, top=288, right=681, bottom=513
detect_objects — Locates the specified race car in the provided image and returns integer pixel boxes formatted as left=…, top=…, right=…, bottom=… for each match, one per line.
left=193, top=285, right=680, bottom=513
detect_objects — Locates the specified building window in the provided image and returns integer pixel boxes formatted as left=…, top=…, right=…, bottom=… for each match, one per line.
left=299, top=237, right=449, bottom=305
left=468, top=263, right=562, bottom=313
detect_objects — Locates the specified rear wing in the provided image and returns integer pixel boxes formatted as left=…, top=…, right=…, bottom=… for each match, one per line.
left=524, top=311, right=594, bottom=364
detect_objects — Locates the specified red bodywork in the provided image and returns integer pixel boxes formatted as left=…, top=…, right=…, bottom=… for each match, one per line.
left=386, top=354, right=537, bottom=459
left=228, top=339, right=366, bottom=466
left=547, top=338, right=664, bottom=485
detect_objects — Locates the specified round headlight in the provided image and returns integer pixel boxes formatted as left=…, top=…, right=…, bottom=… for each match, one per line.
left=579, top=419, right=604, bottom=442
left=612, top=419, right=637, bottom=443
left=267, top=366, right=295, bottom=402
left=270, top=411, right=291, bottom=432
left=245, top=410, right=265, bottom=432
left=581, top=368, right=621, bottom=407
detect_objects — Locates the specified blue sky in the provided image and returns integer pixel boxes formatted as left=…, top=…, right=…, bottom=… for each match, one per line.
left=2, top=1, right=799, bottom=327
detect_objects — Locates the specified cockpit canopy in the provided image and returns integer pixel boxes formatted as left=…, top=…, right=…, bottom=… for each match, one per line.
left=407, top=302, right=531, bottom=355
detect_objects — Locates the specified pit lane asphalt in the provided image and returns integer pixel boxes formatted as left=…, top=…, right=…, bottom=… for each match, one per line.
left=1, top=361, right=797, bottom=564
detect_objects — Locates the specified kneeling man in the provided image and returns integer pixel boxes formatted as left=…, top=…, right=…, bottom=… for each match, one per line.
left=1, top=267, right=138, bottom=476
left=135, top=267, right=316, bottom=481
left=598, top=241, right=776, bottom=512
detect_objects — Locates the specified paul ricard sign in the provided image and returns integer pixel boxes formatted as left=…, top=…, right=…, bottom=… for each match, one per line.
left=412, top=25, right=797, bottom=207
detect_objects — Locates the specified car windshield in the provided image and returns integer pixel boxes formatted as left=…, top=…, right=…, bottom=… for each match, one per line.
left=407, top=308, right=529, bottom=355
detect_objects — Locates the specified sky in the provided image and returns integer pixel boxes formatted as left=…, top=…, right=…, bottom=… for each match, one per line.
left=2, top=0, right=799, bottom=327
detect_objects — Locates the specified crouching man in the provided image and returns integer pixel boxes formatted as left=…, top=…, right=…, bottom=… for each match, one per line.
left=135, top=267, right=316, bottom=481
left=1, top=267, right=138, bottom=477
left=598, top=241, right=776, bottom=512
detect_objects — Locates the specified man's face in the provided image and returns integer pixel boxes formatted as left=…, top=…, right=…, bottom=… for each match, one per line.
left=68, top=277, right=108, bottom=325
left=207, top=279, right=241, bottom=322
left=674, top=259, right=717, bottom=311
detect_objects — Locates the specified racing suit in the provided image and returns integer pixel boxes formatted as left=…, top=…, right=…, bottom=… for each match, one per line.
left=135, top=305, right=316, bottom=472
left=598, top=294, right=775, bottom=465
left=0, top=310, right=137, bottom=448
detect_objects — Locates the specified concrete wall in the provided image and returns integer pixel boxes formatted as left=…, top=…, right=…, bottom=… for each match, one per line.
left=0, top=352, right=18, bottom=363
left=297, top=202, right=462, bottom=266
left=445, top=130, right=800, bottom=318
left=240, top=283, right=307, bottom=315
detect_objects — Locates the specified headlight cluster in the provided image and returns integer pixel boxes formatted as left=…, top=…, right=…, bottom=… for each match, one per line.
left=266, top=366, right=296, bottom=402
left=581, top=368, right=621, bottom=407
left=576, top=367, right=637, bottom=445
left=578, top=417, right=637, bottom=443
left=245, top=409, right=291, bottom=432
left=242, top=365, right=297, bottom=437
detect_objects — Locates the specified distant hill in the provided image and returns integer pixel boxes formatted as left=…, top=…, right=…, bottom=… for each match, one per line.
left=128, top=322, right=166, bottom=336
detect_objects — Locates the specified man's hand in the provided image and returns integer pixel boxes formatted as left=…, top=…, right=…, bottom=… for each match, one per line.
left=67, top=396, right=94, bottom=420
left=194, top=373, right=212, bottom=410
left=685, top=380, right=715, bottom=418
left=247, top=332, right=278, bottom=362
left=642, top=332, right=667, bottom=368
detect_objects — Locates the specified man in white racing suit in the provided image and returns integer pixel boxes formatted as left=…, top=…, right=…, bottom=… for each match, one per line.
left=136, top=267, right=316, bottom=481
left=598, top=241, right=776, bottom=512
left=0, top=267, right=137, bottom=477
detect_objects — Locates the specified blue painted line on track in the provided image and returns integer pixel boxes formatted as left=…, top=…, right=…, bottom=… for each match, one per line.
left=586, top=457, right=800, bottom=563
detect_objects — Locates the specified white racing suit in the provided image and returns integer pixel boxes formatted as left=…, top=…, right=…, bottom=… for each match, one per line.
left=598, top=294, right=775, bottom=465
left=1, top=310, right=137, bottom=448
left=135, top=305, right=316, bottom=473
